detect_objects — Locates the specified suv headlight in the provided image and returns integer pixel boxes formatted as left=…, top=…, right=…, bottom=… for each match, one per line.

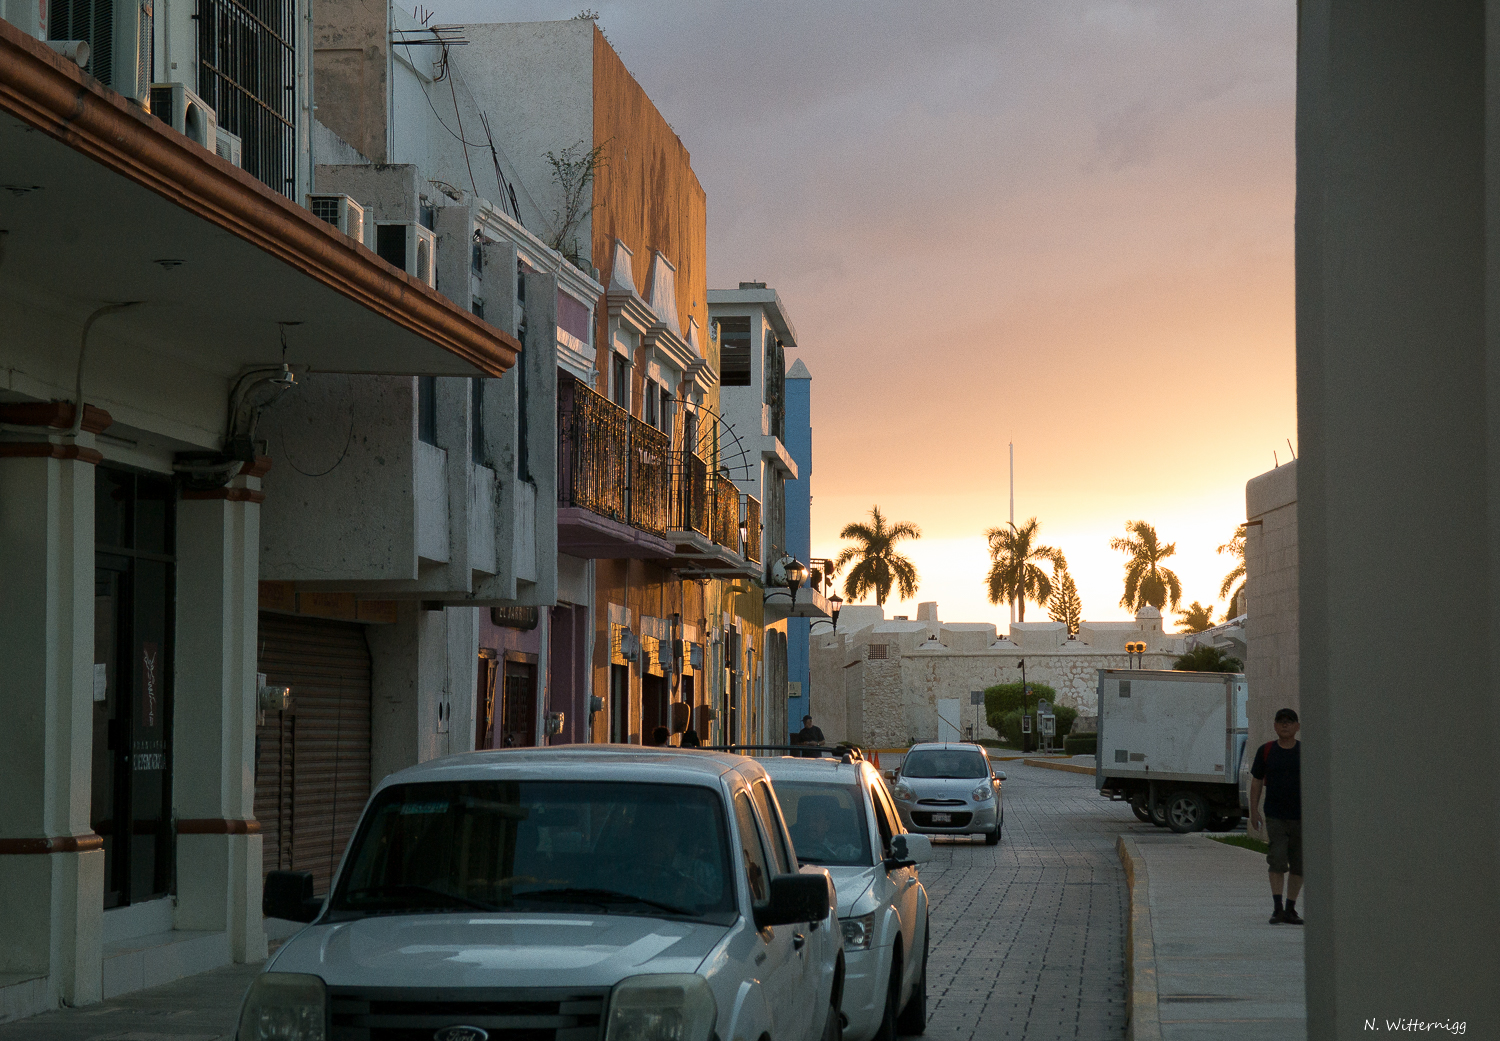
left=606, top=974, right=716, bottom=1041
left=891, top=781, right=915, bottom=802
left=971, top=783, right=993, bottom=802
left=840, top=911, right=876, bottom=950
left=236, top=973, right=327, bottom=1041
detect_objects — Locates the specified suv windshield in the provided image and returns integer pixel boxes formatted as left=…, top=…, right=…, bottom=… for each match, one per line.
left=776, top=782, right=873, bottom=867
left=902, top=749, right=989, bottom=779
left=327, top=781, right=736, bottom=924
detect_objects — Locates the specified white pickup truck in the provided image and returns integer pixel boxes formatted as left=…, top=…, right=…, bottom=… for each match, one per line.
left=241, top=748, right=843, bottom=1041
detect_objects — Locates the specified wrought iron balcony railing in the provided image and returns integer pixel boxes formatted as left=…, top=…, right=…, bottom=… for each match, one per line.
left=743, top=494, right=761, bottom=564
left=557, top=372, right=629, bottom=520
left=629, top=418, right=671, bottom=536
left=713, top=474, right=740, bottom=551
left=671, top=450, right=710, bottom=537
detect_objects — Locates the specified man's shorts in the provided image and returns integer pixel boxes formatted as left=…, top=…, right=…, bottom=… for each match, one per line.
left=1265, top=816, right=1303, bottom=875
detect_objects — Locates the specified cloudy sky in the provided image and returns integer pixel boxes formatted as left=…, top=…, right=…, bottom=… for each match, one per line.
left=438, top=0, right=1297, bottom=628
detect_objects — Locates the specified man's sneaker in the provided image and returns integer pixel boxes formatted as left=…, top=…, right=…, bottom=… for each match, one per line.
left=1268, top=909, right=1284, bottom=924
left=1281, top=909, right=1304, bottom=925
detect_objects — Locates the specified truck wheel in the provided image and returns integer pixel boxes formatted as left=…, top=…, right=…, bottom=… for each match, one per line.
left=1149, top=796, right=1169, bottom=827
left=1166, top=790, right=1209, bottom=833
left=1130, top=794, right=1153, bottom=823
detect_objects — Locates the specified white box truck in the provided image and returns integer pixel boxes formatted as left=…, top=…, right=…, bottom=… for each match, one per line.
left=1095, top=668, right=1249, bottom=833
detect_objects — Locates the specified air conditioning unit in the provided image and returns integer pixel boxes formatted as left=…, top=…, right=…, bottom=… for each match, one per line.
left=215, top=127, right=243, bottom=168
left=376, top=221, right=438, bottom=288
left=307, top=194, right=366, bottom=244
left=149, top=82, right=216, bottom=151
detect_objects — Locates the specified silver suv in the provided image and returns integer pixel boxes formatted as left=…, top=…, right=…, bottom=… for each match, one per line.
left=888, top=742, right=1004, bottom=844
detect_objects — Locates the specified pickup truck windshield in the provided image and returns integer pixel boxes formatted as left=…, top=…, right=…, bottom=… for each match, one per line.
left=776, top=782, right=873, bottom=867
left=327, top=781, right=736, bottom=924
left=901, top=750, right=990, bottom=779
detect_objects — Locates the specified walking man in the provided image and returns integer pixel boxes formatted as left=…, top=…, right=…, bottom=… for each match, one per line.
left=1250, top=707, right=1303, bottom=925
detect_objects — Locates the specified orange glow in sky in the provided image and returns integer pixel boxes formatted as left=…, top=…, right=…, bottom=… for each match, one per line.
left=437, top=2, right=1298, bottom=630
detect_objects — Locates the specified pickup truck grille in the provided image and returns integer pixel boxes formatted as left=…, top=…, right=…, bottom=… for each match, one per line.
left=329, top=987, right=607, bottom=1041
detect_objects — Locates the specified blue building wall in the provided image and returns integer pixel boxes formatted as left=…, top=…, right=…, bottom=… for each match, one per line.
left=785, top=360, right=812, bottom=736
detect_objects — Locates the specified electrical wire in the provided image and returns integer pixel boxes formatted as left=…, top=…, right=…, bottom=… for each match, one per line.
left=277, top=396, right=356, bottom=478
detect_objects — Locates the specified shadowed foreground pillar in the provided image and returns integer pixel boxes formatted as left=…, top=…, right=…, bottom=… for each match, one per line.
left=1297, top=1, right=1500, bottom=1036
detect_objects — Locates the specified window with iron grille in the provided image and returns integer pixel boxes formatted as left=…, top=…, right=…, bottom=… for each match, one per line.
left=198, top=0, right=297, bottom=198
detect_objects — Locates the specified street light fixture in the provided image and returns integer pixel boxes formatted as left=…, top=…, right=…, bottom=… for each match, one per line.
left=829, top=591, right=843, bottom=630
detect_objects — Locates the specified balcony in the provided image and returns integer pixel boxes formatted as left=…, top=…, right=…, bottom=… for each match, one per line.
left=743, top=494, right=762, bottom=565
left=659, top=464, right=760, bottom=580
left=556, top=373, right=673, bottom=559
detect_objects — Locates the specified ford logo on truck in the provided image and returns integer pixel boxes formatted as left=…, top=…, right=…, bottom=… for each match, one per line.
left=434, top=1027, right=488, bottom=1041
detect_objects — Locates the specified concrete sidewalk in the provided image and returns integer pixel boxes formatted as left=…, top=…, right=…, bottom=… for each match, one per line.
left=1120, top=830, right=1306, bottom=1041
left=0, top=958, right=266, bottom=1041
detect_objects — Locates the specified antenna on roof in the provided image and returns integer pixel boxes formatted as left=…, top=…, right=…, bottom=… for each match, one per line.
left=1287, top=438, right=1297, bottom=461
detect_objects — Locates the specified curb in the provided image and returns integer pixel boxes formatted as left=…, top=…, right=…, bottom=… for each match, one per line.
left=1022, top=758, right=1094, bottom=775
left=1117, top=835, right=1162, bottom=1041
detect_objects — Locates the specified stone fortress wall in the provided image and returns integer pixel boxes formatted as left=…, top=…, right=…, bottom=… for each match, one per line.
left=810, top=602, right=1187, bottom=749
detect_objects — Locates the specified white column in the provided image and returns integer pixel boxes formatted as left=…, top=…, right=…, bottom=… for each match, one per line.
left=0, top=442, right=105, bottom=1007
left=172, top=466, right=267, bottom=963
left=1299, top=1, right=1500, bottom=1033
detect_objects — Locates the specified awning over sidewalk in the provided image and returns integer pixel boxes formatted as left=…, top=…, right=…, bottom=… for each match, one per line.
left=0, top=22, right=518, bottom=379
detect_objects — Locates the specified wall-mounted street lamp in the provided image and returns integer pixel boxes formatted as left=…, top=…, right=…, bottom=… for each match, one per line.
left=768, top=554, right=808, bottom=607
left=829, top=591, right=843, bottom=630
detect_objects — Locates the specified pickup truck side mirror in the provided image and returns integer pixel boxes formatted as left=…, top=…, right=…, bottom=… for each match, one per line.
left=263, top=870, right=323, bottom=923
left=754, top=874, right=831, bottom=928
left=885, top=833, right=932, bottom=868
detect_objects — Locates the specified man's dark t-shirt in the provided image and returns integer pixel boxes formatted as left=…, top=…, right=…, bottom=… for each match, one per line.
left=797, top=725, right=825, bottom=747
left=1251, top=740, right=1301, bottom=820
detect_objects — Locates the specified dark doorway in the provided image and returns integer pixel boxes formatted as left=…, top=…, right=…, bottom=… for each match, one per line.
left=642, top=674, right=668, bottom=740
left=610, top=664, right=630, bottom=743
left=500, top=658, right=538, bottom=747
left=92, top=467, right=175, bottom=909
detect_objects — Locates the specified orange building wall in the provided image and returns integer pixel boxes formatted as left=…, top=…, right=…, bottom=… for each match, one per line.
left=590, top=27, right=712, bottom=394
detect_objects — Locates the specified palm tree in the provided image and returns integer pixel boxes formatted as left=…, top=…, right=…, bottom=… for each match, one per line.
left=1047, top=563, right=1083, bottom=636
left=1175, top=601, right=1216, bottom=634
left=832, top=506, right=921, bottom=607
left=1110, top=519, right=1183, bottom=613
left=1219, top=524, right=1247, bottom=613
left=984, top=517, right=1064, bottom=622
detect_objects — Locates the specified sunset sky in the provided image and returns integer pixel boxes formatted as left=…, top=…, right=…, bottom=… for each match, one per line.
left=439, top=0, right=1298, bottom=628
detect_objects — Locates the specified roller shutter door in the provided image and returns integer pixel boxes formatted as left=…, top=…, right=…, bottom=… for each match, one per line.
left=254, top=613, right=372, bottom=895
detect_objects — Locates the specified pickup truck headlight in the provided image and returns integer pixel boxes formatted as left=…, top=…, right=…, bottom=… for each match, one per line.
left=606, top=974, right=716, bottom=1041
left=971, top=783, right=993, bottom=802
left=840, top=911, right=876, bottom=950
left=891, top=781, right=915, bottom=802
left=236, top=973, right=327, bottom=1041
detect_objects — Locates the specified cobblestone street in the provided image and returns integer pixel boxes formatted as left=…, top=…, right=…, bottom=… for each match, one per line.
left=917, top=762, right=1132, bottom=1040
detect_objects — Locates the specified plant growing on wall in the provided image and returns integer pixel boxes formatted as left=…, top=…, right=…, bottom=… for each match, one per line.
left=1219, top=523, right=1247, bottom=613
left=1175, top=601, right=1217, bottom=634
left=542, top=139, right=607, bottom=263
left=1046, top=563, right=1083, bottom=636
left=832, top=505, right=921, bottom=607
left=1111, top=519, right=1183, bottom=613
left=1173, top=645, right=1244, bottom=672
left=985, top=517, right=1064, bottom=622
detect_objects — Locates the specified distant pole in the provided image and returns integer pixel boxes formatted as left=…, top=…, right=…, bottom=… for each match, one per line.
left=1009, top=442, right=1015, bottom=625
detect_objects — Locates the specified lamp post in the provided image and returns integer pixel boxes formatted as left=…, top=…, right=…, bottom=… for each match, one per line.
left=1018, top=657, right=1031, bottom=753
left=829, top=591, right=843, bottom=631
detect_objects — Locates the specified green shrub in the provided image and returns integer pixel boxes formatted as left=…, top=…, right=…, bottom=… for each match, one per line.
left=1064, top=732, right=1097, bottom=756
left=984, top=682, right=1078, bottom=748
left=1173, top=645, right=1244, bottom=672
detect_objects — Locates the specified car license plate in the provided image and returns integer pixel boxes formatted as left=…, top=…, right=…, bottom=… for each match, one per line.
left=931, top=813, right=951, bottom=823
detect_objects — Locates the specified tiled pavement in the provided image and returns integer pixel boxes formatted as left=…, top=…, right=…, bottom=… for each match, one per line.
left=916, top=762, right=1133, bottom=1040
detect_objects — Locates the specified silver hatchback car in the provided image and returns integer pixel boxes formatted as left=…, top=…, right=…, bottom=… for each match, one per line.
left=889, top=742, right=1004, bottom=844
